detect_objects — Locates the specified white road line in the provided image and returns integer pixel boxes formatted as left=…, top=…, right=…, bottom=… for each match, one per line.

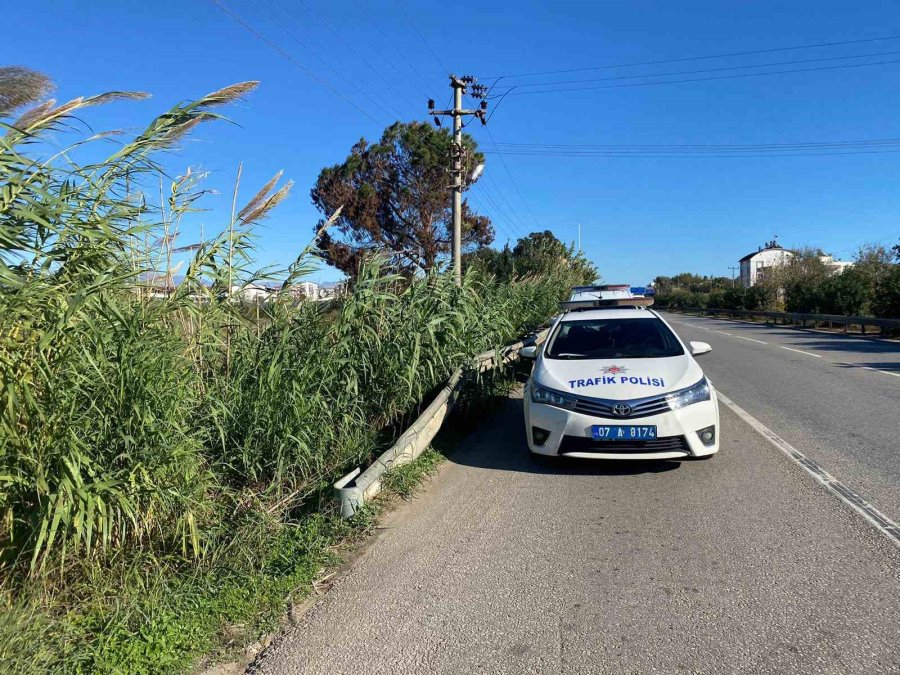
left=733, top=335, right=768, bottom=345
left=780, top=346, right=822, bottom=358
left=862, top=366, right=900, bottom=378
left=717, top=391, right=900, bottom=548
left=716, top=330, right=732, bottom=336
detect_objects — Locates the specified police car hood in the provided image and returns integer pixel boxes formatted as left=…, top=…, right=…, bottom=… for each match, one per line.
left=535, top=355, right=702, bottom=400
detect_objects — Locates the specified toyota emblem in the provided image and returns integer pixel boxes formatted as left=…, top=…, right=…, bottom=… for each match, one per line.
left=612, top=402, right=632, bottom=417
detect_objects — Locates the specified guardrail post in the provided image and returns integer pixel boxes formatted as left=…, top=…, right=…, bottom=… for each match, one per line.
left=861, top=323, right=866, bottom=335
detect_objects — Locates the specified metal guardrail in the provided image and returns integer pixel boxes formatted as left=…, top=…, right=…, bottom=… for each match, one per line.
left=658, top=307, right=900, bottom=335
left=333, top=329, right=549, bottom=518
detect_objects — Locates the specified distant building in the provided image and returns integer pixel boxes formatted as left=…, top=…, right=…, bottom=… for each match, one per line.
left=233, top=284, right=274, bottom=302
left=294, top=281, right=321, bottom=299
left=281, top=280, right=349, bottom=301
left=319, top=280, right=349, bottom=299
left=739, top=241, right=854, bottom=288
left=739, top=240, right=794, bottom=288
left=817, top=252, right=854, bottom=276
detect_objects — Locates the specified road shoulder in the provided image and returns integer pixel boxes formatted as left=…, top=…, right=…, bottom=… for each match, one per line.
left=251, top=394, right=900, bottom=674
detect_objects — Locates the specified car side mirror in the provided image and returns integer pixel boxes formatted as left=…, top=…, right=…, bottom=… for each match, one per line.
left=690, top=341, right=712, bottom=356
left=519, top=345, right=538, bottom=359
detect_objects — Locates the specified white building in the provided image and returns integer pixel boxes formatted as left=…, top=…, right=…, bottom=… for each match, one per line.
left=233, top=284, right=274, bottom=302
left=739, top=240, right=794, bottom=288
left=739, top=241, right=855, bottom=288
left=818, top=252, right=854, bottom=276
left=293, top=281, right=321, bottom=299
left=319, top=280, right=349, bottom=299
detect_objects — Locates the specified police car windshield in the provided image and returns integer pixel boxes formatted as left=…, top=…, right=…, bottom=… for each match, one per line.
left=545, top=317, right=684, bottom=359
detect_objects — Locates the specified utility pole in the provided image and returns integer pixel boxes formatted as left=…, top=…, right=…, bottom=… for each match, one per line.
left=578, top=223, right=582, bottom=253
left=729, top=265, right=739, bottom=288
left=450, top=77, right=464, bottom=285
left=428, top=75, right=488, bottom=285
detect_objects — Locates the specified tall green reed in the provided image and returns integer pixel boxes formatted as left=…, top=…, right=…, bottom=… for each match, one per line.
left=0, top=71, right=583, bottom=585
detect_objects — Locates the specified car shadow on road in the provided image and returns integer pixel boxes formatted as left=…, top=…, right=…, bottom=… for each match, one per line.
left=447, top=396, right=682, bottom=477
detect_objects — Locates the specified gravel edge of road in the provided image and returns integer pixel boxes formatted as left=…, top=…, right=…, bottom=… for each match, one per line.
left=198, top=453, right=453, bottom=675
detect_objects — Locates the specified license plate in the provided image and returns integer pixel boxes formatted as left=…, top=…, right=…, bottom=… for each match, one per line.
left=591, top=425, right=657, bottom=440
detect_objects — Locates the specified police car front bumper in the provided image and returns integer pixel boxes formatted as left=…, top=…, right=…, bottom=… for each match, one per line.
left=524, top=386, right=719, bottom=459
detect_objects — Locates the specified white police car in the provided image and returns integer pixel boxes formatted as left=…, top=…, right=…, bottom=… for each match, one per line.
left=521, top=286, right=719, bottom=460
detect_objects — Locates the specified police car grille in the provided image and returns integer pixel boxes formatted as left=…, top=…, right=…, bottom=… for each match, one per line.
left=572, top=395, right=671, bottom=419
left=558, top=435, right=689, bottom=454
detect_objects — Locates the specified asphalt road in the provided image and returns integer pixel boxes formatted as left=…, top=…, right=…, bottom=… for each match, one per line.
left=252, top=366, right=900, bottom=673
left=660, top=313, right=900, bottom=522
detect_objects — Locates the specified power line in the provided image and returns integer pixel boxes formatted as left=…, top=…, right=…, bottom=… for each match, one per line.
left=477, top=175, right=529, bottom=237
left=492, top=57, right=900, bottom=97
left=250, top=0, right=402, bottom=120
left=467, top=190, right=519, bottom=243
left=481, top=148, right=900, bottom=158
left=493, top=49, right=900, bottom=92
left=393, top=0, right=450, bottom=75
left=483, top=124, right=541, bottom=231
left=285, top=0, right=420, bottom=112
left=489, top=137, right=900, bottom=150
left=483, top=33, right=900, bottom=80
left=209, top=0, right=382, bottom=125
left=351, top=0, right=436, bottom=99
left=468, top=189, right=521, bottom=242
left=480, top=164, right=532, bottom=238
left=484, top=87, right=514, bottom=124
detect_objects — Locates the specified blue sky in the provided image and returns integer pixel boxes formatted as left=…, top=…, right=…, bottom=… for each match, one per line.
left=8, top=0, right=900, bottom=285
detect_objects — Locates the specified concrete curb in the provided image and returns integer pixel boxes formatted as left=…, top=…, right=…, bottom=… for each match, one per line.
left=334, top=330, right=547, bottom=517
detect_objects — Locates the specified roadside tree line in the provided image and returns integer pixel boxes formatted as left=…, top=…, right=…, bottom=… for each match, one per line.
left=654, top=244, right=900, bottom=318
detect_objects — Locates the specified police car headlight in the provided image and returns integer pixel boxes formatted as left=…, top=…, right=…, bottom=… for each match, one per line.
left=531, top=384, right=577, bottom=410
left=666, top=378, right=711, bottom=411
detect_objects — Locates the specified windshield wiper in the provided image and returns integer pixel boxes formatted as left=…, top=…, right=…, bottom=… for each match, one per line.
left=554, top=352, right=586, bottom=358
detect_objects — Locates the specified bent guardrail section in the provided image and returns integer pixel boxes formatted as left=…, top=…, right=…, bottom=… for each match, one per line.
left=658, top=307, right=900, bottom=335
left=334, top=329, right=548, bottom=517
